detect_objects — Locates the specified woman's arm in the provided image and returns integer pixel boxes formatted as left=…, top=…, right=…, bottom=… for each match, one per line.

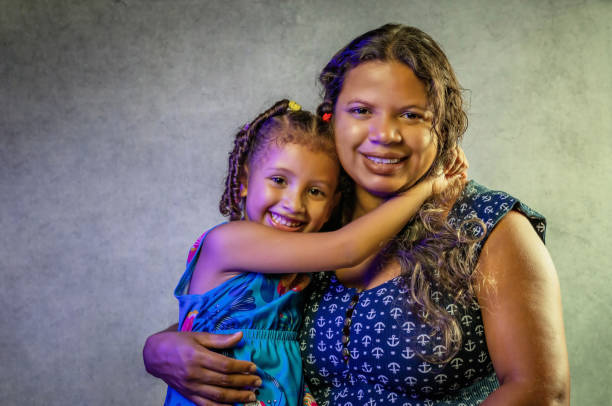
left=203, top=178, right=438, bottom=275
left=143, top=327, right=261, bottom=406
left=478, top=211, right=570, bottom=405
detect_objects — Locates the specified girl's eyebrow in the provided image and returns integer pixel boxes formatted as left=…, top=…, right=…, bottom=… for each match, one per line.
left=262, top=166, right=295, bottom=174
left=310, top=179, right=335, bottom=189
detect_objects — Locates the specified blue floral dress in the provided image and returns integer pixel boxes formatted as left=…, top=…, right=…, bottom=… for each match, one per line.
left=299, top=181, right=546, bottom=406
left=164, top=224, right=311, bottom=406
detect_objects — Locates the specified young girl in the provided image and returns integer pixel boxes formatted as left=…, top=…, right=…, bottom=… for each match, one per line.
left=163, top=99, right=465, bottom=406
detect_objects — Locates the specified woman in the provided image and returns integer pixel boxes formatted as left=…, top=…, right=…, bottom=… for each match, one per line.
left=143, top=24, right=569, bottom=405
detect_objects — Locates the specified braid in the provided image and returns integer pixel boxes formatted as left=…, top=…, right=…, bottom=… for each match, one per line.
left=219, top=99, right=290, bottom=220
left=316, top=99, right=333, bottom=118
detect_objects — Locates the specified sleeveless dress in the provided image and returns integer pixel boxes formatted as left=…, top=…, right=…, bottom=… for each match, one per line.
left=299, top=181, right=546, bottom=406
left=164, top=224, right=311, bottom=406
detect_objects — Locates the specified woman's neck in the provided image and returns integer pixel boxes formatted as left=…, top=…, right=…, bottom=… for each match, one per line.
left=352, top=186, right=387, bottom=220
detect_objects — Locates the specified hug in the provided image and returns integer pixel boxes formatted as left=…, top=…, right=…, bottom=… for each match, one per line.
left=144, top=24, right=570, bottom=406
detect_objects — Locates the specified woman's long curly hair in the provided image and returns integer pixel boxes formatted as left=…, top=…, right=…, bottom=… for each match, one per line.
left=318, top=24, right=486, bottom=363
left=219, top=99, right=338, bottom=220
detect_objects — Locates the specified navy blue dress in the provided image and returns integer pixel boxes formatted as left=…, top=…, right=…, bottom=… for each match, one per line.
left=299, top=181, right=546, bottom=406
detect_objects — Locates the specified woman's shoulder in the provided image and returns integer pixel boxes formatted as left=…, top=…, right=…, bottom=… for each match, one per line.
left=449, top=180, right=547, bottom=245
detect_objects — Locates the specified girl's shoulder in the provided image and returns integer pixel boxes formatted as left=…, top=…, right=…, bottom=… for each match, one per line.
left=185, top=222, right=229, bottom=265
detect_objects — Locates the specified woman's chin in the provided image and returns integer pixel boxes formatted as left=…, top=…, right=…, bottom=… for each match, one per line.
left=357, top=180, right=411, bottom=200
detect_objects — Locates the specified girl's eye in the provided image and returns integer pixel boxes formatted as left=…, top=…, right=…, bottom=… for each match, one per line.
left=270, top=176, right=286, bottom=185
left=309, top=188, right=326, bottom=197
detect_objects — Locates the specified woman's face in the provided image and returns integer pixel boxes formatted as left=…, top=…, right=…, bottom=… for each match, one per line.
left=333, top=61, right=437, bottom=199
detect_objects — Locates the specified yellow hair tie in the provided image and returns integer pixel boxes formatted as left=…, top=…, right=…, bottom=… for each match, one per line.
left=288, top=101, right=302, bottom=111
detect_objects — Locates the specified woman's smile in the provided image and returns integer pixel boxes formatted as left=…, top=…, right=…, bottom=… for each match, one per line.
left=360, top=152, right=408, bottom=175
left=333, top=60, right=437, bottom=199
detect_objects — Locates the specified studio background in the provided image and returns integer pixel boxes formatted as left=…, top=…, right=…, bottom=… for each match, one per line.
left=1, top=1, right=610, bottom=404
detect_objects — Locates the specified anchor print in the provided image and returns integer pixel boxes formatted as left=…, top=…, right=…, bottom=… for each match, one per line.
left=417, top=334, right=430, bottom=346
left=387, top=335, right=400, bottom=347
left=418, top=361, right=432, bottom=373
left=388, top=362, right=401, bottom=374
left=402, top=321, right=415, bottom=333
left=371, top=347, right=384, bottom=359
left=402, top=347, right=415, bottom=359
left=361, top=335, right=372, bottom=347
left=464, top=339, right=476, bottom=352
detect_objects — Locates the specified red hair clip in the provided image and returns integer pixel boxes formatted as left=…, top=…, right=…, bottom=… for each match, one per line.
left=322, top=113, right=332, bottom=122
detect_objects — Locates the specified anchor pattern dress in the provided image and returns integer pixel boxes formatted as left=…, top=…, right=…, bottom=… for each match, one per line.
left=164, top=224, right=311, bottom=406
left=299, top=181, right=546, bottom=406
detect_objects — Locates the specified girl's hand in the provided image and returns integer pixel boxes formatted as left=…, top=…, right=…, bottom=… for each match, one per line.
left=431, top=146, right=469, bottom=195
left=143, top=328, right=261, bottom=406
left=446, top=145, right=469, bottom=179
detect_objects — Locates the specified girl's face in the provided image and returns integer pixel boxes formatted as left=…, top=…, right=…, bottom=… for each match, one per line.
left=240, top=142, right=340, bottom=233
left=333, top=61, right=437, bottom=199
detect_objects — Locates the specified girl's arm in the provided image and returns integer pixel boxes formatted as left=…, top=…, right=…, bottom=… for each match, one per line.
left=202, top=177, right=439, bottom=275
left=478, top=211, right=570, bottom=405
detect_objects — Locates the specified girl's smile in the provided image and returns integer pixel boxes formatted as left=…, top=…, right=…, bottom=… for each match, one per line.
left=240, top=143, right=340, bottom=234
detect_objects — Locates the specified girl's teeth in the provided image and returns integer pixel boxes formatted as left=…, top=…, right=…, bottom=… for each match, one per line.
left=367, top=156, right=402, bottom=164
left=271, top=213, right=301, bottom=227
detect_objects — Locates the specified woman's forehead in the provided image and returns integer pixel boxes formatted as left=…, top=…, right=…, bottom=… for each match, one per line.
left=339, top=61, right=428, bottom=108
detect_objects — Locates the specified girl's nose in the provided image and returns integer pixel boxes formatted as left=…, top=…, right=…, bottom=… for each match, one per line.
left=281, top=189, right=305, bottom=213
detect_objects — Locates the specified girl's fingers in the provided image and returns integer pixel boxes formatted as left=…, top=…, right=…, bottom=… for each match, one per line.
left=446, top=146, right=468, bottom=177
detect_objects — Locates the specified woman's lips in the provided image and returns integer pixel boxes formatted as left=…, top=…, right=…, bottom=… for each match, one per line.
left=361, top=153, right=407, bottom=175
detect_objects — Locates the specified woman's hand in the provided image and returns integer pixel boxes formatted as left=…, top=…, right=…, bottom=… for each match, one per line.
left=143, top=327, right=261, bottom=406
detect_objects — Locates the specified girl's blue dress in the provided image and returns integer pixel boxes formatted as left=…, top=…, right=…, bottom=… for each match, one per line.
left=164, top=224, right=309, bottom=406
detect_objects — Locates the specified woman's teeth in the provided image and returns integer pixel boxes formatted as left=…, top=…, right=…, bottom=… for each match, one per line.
left=366, top=156, right=402, bottom=164
left=270, top=212, right=302, bottom=228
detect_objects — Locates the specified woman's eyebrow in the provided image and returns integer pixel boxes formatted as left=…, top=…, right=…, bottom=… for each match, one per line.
left=343, top=98, right=428, bottom=110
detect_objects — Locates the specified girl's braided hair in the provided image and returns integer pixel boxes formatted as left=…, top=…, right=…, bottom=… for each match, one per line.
left=219, top=99, right=339, bottom=221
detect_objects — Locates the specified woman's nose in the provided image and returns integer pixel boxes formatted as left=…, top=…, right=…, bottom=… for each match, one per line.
left=369, top=116, right=402, bottom=145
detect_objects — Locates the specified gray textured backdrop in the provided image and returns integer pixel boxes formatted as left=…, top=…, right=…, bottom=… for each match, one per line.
left=1, top=0, right=610, bottom=405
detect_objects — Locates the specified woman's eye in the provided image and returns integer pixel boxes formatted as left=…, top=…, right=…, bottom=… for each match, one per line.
left=349, top=106, right=371, bottom=116
left=401, top=111, right=421, bottom=120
